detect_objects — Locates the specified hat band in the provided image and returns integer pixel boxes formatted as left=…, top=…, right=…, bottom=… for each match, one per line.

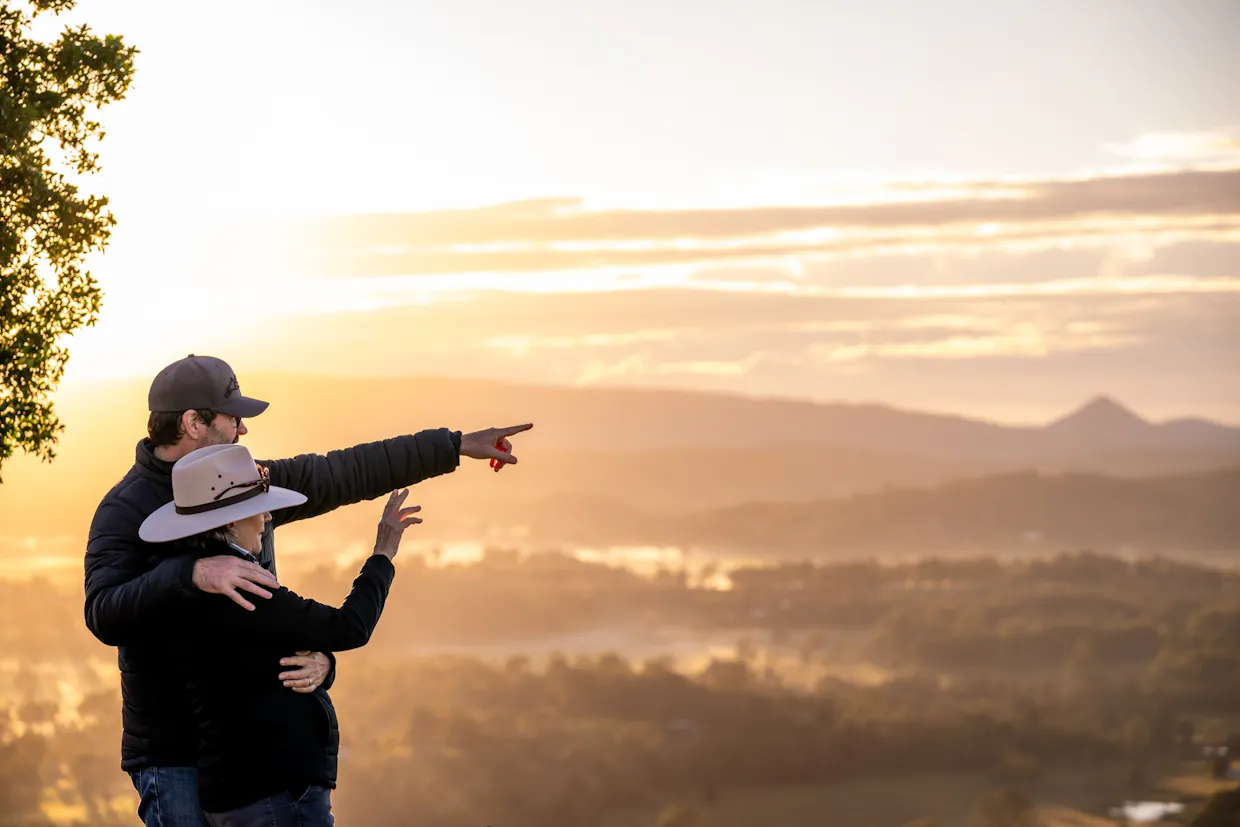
left=175, top=484, right=265, bottom=515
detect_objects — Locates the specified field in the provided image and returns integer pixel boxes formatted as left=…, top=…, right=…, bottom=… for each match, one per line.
left=601, top=763, right=1233, bottom=827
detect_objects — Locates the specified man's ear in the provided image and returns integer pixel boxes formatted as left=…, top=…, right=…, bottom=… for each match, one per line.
left=180, top=409, right=203, bottom=440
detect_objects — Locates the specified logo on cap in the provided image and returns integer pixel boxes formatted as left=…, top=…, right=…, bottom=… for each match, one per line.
left=224, top=375, right=240, bottom=399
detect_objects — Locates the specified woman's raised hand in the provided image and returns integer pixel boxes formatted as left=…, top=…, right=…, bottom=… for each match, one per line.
left=372, top=488, right=422, bottom=560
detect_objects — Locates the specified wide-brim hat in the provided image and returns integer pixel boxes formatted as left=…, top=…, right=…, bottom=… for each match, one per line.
left=139, top=444, right=307, bottom=543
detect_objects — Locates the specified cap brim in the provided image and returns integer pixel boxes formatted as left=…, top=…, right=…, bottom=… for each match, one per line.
left=139, top=485, right=307, bottom=543
left=214, top=395, right=269, bottom=418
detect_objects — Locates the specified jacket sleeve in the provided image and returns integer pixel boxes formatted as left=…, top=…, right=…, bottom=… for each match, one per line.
left=262, top=429, right=461, bottom=529
left=190, top=555, right=396, bottom=652
left=84, top=498, right=198, bottom=647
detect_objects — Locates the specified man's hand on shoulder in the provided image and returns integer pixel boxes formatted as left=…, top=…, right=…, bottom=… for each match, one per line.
left=191, top=556, right=279, bottom=611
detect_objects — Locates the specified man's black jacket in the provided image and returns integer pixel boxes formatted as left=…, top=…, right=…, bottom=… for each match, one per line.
left=84, top=429, right=460, bottom=771
left=173, top=541, right=396, bottom=813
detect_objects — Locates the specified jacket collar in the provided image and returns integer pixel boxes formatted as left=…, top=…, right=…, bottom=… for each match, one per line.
left=134, top=439, right=175, bottom=485
left=186, top=536, right=256, bottom=562
left=228, top=542, right=259, bottom=562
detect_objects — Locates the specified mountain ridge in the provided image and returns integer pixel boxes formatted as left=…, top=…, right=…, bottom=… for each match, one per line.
left=216, top=373, right=1240, bottom=459
left=3, top=374, right=1236, bottom=549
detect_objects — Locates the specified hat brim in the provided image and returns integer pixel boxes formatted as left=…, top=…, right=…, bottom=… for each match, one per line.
left=214, top=395, right=269, bottom=418
left=139, top=485, right=307, bottom=543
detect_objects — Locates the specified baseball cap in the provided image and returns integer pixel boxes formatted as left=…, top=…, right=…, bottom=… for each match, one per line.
left=148, top=355, right=269, bottom=418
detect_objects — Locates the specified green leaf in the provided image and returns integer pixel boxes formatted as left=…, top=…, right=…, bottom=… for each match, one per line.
left=0, top=0, right=136, bottom=482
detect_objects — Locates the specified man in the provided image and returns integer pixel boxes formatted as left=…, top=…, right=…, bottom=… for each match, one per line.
left=85, top=354, right=531, bottom=826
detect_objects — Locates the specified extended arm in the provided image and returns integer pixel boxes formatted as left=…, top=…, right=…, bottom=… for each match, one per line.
left=193, top=555, right=396, bottom=652
left=262, top=429, right=460, bottom=528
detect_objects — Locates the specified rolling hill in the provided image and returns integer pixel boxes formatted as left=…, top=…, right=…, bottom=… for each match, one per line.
left=1, top=373, right=1237, bottom=558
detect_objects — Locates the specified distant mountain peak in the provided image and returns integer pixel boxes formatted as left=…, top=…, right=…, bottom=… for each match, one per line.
left=1048, top=395, right=1149, bottom=432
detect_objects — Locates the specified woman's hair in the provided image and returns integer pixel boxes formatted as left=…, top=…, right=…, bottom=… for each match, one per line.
left=147, top=408, right=221, bottom=448
left=180, top=525, right=236, bottom=552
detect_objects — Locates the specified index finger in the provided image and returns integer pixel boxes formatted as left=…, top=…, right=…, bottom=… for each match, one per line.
left=497, top=423, right=533, bottom=437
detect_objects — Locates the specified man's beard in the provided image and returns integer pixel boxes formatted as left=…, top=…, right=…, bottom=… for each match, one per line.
left=200, top=427, right=239, bottom=448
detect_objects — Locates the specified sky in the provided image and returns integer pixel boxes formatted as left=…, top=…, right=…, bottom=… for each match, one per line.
left=40, top=0, right=1240, bottom=423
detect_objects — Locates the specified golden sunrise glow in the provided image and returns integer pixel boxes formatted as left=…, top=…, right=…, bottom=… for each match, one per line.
left=2, top=1, right=1234, bottom=430
left=6, top=8, right=1240, bottom=827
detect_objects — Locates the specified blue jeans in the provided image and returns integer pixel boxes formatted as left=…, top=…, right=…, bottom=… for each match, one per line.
left=204, top=786, right=334, bottom=827
left=129, top=766, right=209, bottom=827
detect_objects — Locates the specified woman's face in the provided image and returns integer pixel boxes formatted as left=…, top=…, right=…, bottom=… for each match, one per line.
left=230, top=511, right=271, bottom=555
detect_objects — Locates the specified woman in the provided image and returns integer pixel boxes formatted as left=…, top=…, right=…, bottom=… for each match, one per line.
left=139, top=442, right=421, bottom=827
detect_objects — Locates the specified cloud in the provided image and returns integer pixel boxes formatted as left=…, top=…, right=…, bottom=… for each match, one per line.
left=229, top=279, right=1240, bottom=421
left=305, top=167, right=1240, bottom=246
left=252, top=284, right=1240, bottom=369
left=824, top=274, right=1240, bottom=299
left=276, top=268, right=1240, bottom=320
left=293, top=216, right=1240, bottom=280
left=200, top=133, right=1240, bottom=422
left=484, top=328, right=685, bottom=357
left=806, top=326, right=1139, bottom=363
left=280, top=166, right=1240, bottom=281
left=577, top=352, right=768, bottom=384
left=1106, top=128, right=1240, bottom=165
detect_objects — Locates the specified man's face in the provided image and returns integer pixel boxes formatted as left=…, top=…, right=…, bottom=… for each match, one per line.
left=201, top=413, right=248, bottom=448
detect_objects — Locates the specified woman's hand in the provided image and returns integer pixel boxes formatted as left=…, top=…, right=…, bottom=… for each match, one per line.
left=373, top=488, right=422, bottom=560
